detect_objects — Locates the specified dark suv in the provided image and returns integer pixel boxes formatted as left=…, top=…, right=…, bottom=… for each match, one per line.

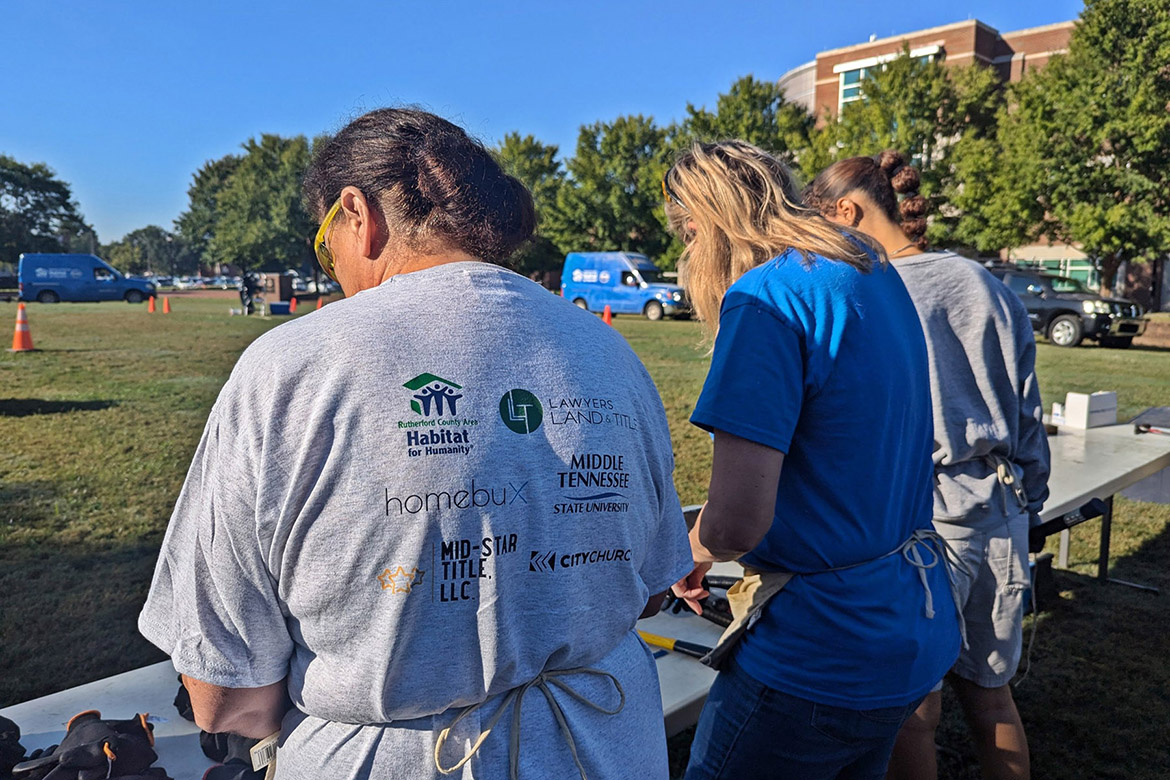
left=989, top=266, right=1146, bottom=348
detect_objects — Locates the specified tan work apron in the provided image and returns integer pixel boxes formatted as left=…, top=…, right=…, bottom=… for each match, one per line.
left=701, top=527, right=970, bottom=670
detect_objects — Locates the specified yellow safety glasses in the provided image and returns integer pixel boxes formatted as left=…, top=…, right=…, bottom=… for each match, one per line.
left=313, top=199, right=343, bottom=282
left=662, top=174, right=687, bottom=210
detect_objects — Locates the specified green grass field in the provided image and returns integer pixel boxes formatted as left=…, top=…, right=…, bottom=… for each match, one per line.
left=2, top=299, right=1169, bottom=779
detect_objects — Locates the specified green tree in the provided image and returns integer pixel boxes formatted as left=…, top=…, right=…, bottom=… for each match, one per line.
left=175, top=154, right=241, bottom=269
left=976, top=0, right=1170, bottom=291
left=546, top=115, right=675, bottom=267
left=208, top=135, right=316, bottom=273
left=0, top=155, right=95, bottom=267
left=495, top=133, right=565, bottom=276
left=102, top=226, right=196, bottom=276
left=682, top=75, right=814, bottom=165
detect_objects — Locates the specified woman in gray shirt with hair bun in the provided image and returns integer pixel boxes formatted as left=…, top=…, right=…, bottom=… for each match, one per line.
left=139, top=108, right=692, bottom=780
left=808, top=150, right=1050, bottom=780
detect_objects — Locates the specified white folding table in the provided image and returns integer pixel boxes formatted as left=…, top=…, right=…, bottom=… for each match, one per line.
left=1041, top=422, right=1170, bottom=589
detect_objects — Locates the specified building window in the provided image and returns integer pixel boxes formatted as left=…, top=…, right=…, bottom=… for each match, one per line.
left=839, top=68, right=869, bottom=104
left=834, top=46, right=941, bottom=111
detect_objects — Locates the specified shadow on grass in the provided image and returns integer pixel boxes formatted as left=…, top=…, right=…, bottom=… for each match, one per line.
left=18, top=349, right=108, bottom=354
left=937, top=521, right=1170, bottom=780
left=0, top=480, right=59, bottom=524
left=0, top=399, right=117, bottom=417
left=0, top=538, right=166, bottom=708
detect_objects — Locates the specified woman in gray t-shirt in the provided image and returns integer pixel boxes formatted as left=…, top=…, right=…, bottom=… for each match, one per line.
left=139, top=108, right=693, bottom=779
left=806, top=150, right=1050, bottom=780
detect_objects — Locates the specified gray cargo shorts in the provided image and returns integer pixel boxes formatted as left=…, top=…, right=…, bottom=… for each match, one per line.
left=932, top=514, right=1030, bottom=690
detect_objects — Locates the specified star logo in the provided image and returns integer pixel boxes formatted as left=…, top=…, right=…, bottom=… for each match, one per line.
left=377, top=565, right=426, bottom=594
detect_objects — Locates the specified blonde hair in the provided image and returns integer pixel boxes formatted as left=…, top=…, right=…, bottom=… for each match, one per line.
left=665, top=141, right=885, bottom=336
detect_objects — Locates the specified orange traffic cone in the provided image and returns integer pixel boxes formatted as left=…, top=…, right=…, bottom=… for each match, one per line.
left=162, top=297, right=172, bottom=314
left=148, top=296, right=156, bottom=313
left=602, top=305, right=613, bottom=326
left=9, top=303, right=34, bottom=352
left=315, top=296, right=324, bottom=310
left=290, top=297, right=298, bottom=314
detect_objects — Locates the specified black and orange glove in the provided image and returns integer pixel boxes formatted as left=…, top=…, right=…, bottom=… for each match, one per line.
left=1, top=714, right=27, bottom=777
left=10, top=710, right=169, bottom=780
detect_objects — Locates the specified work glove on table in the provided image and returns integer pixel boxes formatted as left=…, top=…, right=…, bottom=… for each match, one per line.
left=10, top=710, right=170, bottom=780
left=1, top=715, right=27, bottom=779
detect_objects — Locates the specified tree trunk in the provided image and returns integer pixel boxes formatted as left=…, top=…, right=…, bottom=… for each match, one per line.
left=1098, top=252, right=1124, bottom=297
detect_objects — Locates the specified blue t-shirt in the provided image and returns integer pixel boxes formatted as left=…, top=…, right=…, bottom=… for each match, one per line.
left=691, top=250, right=960, bottom=709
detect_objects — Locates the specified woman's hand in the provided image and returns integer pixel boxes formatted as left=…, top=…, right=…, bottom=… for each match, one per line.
left=672, top=561, right=713, bottom=615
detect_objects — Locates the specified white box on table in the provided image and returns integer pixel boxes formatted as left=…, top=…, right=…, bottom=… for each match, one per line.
left=1063, top=391, right=1117, bottom=429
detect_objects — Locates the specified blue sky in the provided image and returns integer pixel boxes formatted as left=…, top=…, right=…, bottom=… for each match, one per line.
left=0, top=0, right=1083, bottom=242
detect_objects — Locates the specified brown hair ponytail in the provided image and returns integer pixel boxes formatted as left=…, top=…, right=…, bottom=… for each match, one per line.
left=875, top=150, right=927, bottom=249
left=805, top=150, right=928, bottom=250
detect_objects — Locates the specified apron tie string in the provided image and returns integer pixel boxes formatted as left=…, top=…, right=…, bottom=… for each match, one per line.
left=900, top=528, right=970, bottom=650
left=434, top=667, right=625, bottom=780
left=987, top=453, right=1029, bottom=517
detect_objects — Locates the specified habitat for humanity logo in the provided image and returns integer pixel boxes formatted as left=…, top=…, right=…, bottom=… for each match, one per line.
left=377, top=565, right=426, bottom=594
left=500, top=389, right=543, bottom=434
left=405, top=374, right=463, bottom=417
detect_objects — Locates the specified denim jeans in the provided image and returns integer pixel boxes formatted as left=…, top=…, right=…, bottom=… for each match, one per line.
left=684, top=656, right=925, bottom=780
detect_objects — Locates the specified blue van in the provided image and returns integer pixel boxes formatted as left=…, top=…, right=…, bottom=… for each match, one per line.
left=560, top=252, right=688, bottom=320
left=18, top=254, right=156, bottom=304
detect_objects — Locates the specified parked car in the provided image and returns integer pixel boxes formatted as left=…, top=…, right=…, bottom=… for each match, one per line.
left=18, top=253, right=156, bottom=304
left=0, top=272, right=16, bottom=302
left=560, top=251, right=688, bottom=321
left=989, top=265, right=1147, bottom=348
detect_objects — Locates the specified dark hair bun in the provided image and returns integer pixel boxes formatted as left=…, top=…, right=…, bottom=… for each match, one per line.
left=889, top=165, right=919, bottom=196
left=900, top=195, right=928, bottom=249
left=414, top=132, right=535, bottom=263
left=304, top=108, right=535, bottom=266
left=900, top=194, right=927, bottom=219
left=876, top=149, right=906, bottom=177
left=875, top=149, right=920, bottom=195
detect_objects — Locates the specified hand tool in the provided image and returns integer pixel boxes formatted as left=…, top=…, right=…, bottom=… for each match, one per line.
left=638, top=631, right=714, bottom=660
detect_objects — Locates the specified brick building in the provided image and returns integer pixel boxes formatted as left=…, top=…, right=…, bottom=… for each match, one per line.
left=778, top=19, right=1074, bottom=119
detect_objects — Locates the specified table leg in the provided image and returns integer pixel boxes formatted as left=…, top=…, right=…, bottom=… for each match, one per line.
left=1097, top=496, right=1113, bottom=581
left=1097, top=495, right=1160, bottom=594
left=1058, top=529, right=1070, bottom=569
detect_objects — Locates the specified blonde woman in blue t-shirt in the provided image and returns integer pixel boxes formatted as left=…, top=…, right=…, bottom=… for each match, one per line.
left=664, top=141, right=962, bottom=780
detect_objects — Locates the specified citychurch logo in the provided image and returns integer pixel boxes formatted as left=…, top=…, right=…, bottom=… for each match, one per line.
left=500, top=389, right=543, bottom=434
left=404, top=374, right=463, bottom=417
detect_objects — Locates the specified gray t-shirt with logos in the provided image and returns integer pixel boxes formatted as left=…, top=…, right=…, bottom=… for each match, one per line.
left=139, top=262, right=692, bottom=779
